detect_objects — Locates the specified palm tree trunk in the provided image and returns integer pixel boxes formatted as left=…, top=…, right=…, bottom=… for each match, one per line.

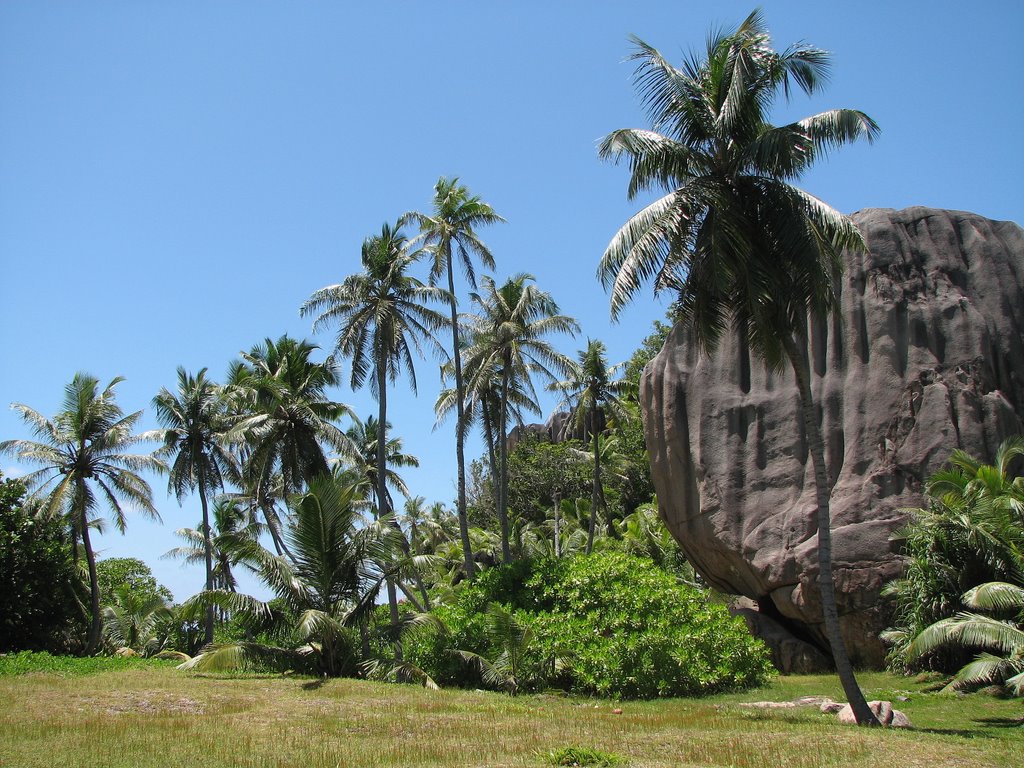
left=377, top=364, right=403, bottom=662
left=553, top=491, right=561, bottom=558
left=446, top=259, right=476, bottom=578
left=198, top=474, right=215, bottom=646
left=482, top=398, right=499, bottom=513
left=497, top=362, right=512, bottom=563
left=783, top=334, right=879, bottom=727
left=80, top=504, right=102, bottom=655
left=587, top=402, right=600, bottom=555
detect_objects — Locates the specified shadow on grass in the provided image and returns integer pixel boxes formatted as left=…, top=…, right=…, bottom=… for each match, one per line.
left=972, top=717, right=1024, bottom=728
left=912, top=727, right=992, bottom=739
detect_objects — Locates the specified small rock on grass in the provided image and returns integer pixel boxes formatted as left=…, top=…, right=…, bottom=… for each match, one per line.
left=836, top=701, right=911, bottom=728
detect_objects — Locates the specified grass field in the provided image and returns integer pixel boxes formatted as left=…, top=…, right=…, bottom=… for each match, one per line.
left=1, top=664, right=1021, bottom=767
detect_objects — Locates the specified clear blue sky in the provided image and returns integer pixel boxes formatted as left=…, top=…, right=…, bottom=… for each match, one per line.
left=2, top=1, right=1022, bottom=601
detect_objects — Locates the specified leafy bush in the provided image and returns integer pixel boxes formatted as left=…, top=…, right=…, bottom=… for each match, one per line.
left=0, top=650, right=177, bottom=677
left=405, top=552, right=771, bottom=698
left=0, top=473, right=86, bottom=653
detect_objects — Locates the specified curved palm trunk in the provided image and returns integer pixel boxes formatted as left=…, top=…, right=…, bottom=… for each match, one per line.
left=446, top=259, right=476, bottom=578
left=586, top=401, right=601, bottom=555
left=377, top=364, right=403, bottom=661
left=482, top=397, right=499, bottom=509
left=497, top=362, right=512, bottom=564
left=79, top=503, right=102, bottom=655
left=198, top=474, right=215, bottom=646
left=553, top=491, right=561, bottom=558
left=784, top=334, right=878, bottom=727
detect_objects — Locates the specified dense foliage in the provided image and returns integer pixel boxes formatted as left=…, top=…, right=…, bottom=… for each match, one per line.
left=0, top=473, right=85, bottom=653
left=886, top=438, right=1024, bottom=695
left=405, top=552, right=771, bottom=698
left=0, top=650, right=176, bottom=677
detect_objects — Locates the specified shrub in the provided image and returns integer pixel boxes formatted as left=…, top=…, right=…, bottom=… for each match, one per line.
left=0, top=474, right=85, bottom=653
left=0, top=650, right=176, bottom=677
left=405, top=552, right=771, bottom=698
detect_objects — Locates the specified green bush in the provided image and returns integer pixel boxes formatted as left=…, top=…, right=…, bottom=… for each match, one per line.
left=0, top=473, right=86, bottom=653
left=405, top=552, right=771, bottom=698
left=0, top=650, right=177, bottom=677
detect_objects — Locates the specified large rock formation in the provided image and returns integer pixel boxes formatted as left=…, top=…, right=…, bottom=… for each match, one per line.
left=641, top=207, right=1024, bottom=667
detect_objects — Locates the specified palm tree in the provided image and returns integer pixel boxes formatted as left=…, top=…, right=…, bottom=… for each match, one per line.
left=301, top=221, right=447, bottom=650
left=153, top=367, right=236, bottom=645
left=403, top=178, right=505, bottom=578
left=340, top=415, right=420, bottom=516
left=553, top=340, right=632, bottom=554
left=0, top=373, right=165, bottom=654
left=101, top=583, right=172, bottom=656
left=462, top=274, right=578, bottom=563
left=884, top=438, right=1024, bottom=668
left=597, top=11, right=880, bottom=723
left=907, top=581, right=1024, bottom=695
left=180, top=475, right=401, bottom=677
left=454, top=603, right=549, bottom=695
left=227, top=335, right=353, bottom=554
left=164, top=497, right=264, bottom=594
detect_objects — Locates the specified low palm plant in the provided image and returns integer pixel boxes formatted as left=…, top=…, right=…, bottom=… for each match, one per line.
left=907, top=581, right=1024, bottom=695
left=179, top=475, right=401, bottom=677
left=101, top=584, right=172, bottom=656
left=454, top=602, right=554, bottom=695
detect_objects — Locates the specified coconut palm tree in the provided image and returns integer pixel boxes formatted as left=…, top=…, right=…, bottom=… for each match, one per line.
left=0, top=373, right=164, bottom=654
left=164, top=497, right=264, bottom=594
left=597, top=11, right=880, bottom=723
left=227, top=335, right=353, bottom=554
left=403, top=178, right=505, bottom=578
left=301, top=221, right=447, bottom=650
left=153, top=367, right=237, bottom=645
left=437, top=344, right=542, bottom=537
left=553, top=340, right=632, bottom=554
left=462, top=274, right=578, bottom=563
left=179, top=475, right=401, bottom=677
left=340, top=415, right=420, bottom=516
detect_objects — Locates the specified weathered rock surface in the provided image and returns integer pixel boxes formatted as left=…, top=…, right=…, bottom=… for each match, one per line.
left=641, top=207, right=1024, bottom=667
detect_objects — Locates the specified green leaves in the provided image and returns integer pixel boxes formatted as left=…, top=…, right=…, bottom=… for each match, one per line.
left=403, top=553, right=772, bottom=698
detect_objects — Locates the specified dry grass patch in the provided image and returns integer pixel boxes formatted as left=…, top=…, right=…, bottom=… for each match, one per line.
left=0, top=667, right=1020, bottom=767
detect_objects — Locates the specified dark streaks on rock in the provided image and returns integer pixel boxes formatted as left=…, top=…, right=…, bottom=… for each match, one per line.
left=641, top=208, right=1024, bottom=668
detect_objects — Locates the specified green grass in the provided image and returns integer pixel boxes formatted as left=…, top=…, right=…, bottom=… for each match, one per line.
left=0, top=665, right=1020, bottom=767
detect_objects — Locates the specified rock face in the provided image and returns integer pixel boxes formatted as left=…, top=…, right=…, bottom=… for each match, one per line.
left=641, top=207, right=1024, bottom=668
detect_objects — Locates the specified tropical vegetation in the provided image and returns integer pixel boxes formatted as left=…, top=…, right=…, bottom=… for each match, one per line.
left=5, top=15, right=1020, bottom=762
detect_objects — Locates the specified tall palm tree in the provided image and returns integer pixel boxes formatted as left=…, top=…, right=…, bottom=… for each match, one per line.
left=153, top=367, right=236, bottom=645
left=597, top=11, right=880, bottom=723
left=403, top=178, right=505, bottom=578
left=437, top=348, right=540, bottom=536
left=462, top=274, right=578, bottom=562
left=0, top=373, right=164, bottom=654
left=227, top=335, right=353, bottom=554
left=553, top=339, right=632, bottom=554
left=301, top=221, right=446, bottom=650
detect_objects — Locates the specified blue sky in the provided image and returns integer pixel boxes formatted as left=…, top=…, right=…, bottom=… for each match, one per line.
left=2, top=1, right=1022, bottom=601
